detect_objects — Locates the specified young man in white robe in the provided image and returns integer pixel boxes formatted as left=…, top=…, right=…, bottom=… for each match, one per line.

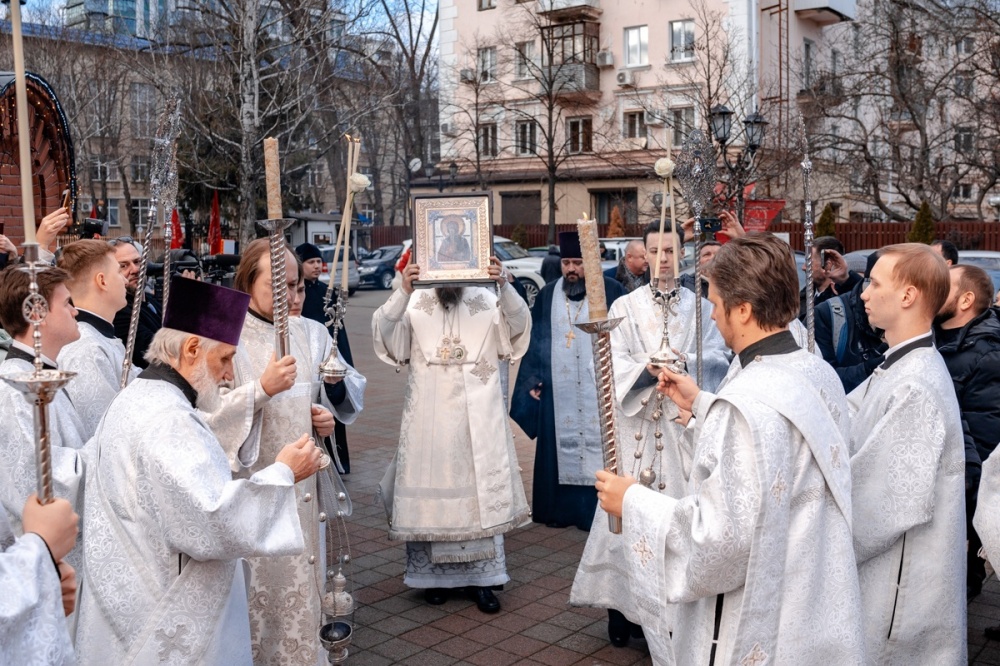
left=0, top=495, right=79, bottom=665
left=570, top=220, right=728, bottom=649
left=0, top=266, right=88, bottom=541
left=75, top=276, right=326, bottom=664
left=56, top=239, right=135, bottom=437
left=848, top=243, right=966, bottom=663
left=206, top=239, right=365, bottom=666
left=597, top=234, right=866, bottom=665
left=373, top=256, right=530, bottom=613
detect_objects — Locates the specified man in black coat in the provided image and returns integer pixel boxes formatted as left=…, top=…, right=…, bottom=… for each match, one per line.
left=540, top=245, right=562, bottom=284
left=799, top=236, right=862, bottom=320
left=814, top=251, right=887, bottom=392
left=296, top=242, right=355, bottom=473
left=934, top=264, right=1000, bottom=600
left=112, top=238, right=162, bottom=369
left=510, top=232, right=627, bottom=531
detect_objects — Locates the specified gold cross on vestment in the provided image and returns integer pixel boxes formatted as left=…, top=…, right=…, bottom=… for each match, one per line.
left=438, top=345, right=451, bottom=361
left=565, top=329, right=576, bottom=348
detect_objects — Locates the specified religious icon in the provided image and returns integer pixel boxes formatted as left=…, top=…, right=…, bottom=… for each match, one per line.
left=411, top=192, right=493, bottom=288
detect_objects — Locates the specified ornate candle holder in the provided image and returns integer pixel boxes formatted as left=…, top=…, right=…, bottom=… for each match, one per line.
left=575, top=316, right=624, bottom=534
left=647, top=282, right=688, bottom=376
left=319, top=289, right=349, bottom=381
left=256, top=217, right=295, bottom=358
left=0, top=245, right=76, bottom=503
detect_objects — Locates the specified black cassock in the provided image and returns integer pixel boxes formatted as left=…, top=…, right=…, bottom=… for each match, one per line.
left=301, top=278, right=355, bottom=473
left=510, top=277, right=627, bottom=530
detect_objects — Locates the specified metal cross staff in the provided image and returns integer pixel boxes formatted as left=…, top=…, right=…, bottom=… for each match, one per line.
left=800, top=122, right=816, bottom=353
left=122, top=101, right=182, bottom=386
left=674, top=130, right=718, bottom=385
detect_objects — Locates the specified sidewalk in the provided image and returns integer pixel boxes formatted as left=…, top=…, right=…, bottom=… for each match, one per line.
left=338, top=290, right=1000, bottom=665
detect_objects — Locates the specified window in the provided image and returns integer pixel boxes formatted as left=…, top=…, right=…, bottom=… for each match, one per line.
left=306, top=166, right=324, bottom=188
left=803, top=39, right=815, bottom=89
left=954, top=72, right=973, bottom=96
left=479, top=0, right=495, bottom=9
left=624, top=26, right=648, bottom=67
left=953, top=183, right=973, bottom=200
left=478, top=47, right=497, bottom=83
left=670, top=107, right=694, bottom=146
left=131, top=156, right=150, bottom=182
left=132, top=199, right=152, bottom=227
left=670, top=20, right=695, bottom=62
left=108, top=200, right=120, bottom=228
left=515, top=41, right=535, bottom=79
left=359, top=204, right=375, bottom=223
left=516, top=120, right=537, bottom=155
left=955, top=127, right=974, bottom=153
left=541, top=22, right=600, bottom=66
left=89, top=158, right=119, bottom=182
left=623, top=111, right=646, bottom=139
left=957, top=37, right=974, bottom=56
left=479, top=123, right=499, bottom=157
left=131, top=83, right=156, bottom=139
left=567, top=117, right=593, bottom=154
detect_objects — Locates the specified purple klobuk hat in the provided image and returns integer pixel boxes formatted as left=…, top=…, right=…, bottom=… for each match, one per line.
left=558, top=231, right=582, bottom=259
left=163, top=276, right=250, bottom=346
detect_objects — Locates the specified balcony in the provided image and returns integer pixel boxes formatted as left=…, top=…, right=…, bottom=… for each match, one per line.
left=540, top=63, right=600, bottom=102
left=794, top=0, right=855, bottom=25
left=537, top=0, right=601, bottom=21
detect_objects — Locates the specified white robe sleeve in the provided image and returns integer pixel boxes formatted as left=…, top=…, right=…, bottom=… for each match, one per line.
left=609, top=297, right=659, bottom=418
left=59, top=341, right=121, bottom=436
left=622, top=399, right=760, bottom=613
left=850, top=381, right=946, bottom=564
left=145, top=412, right=304, bottom=560
left=315, top=330, right=366, bottom=426
left=204, top=345, right=271, bottom=471
left=372, top=288, right=413, bottom=365
left=497, top=283, right=531, bottom=360
left=0, top=522, right=74, bottom=665
left=975, top=452, right=1000, bottom=567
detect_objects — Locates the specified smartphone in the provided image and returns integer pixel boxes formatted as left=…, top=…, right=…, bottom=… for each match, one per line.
left=701, top=217, right=723, bottom=234
left=821, top=249, right=834, bottom=268
left=61, top=189, right=71, bottom=211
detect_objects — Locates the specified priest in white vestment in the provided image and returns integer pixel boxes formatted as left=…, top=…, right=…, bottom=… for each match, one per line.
left=597, top=235, right=866, bottom=665
left=0, top=496, right=78, bottom=666
left=206, top=240, right=365, bottom=666
left=570, top=222, right=728, bottom=649
left=56, top=239, right=137, bottom=437
left=76, top=277, right=326, bottom=665
left=848, top=244, right=966, bottom=664
left=0, top=266, right=88, bottom=549
left=373, top=257, right=530, bottom=613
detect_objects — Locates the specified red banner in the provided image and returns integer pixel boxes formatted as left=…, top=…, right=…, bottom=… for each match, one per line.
left=744, top=199, right=786, bottom=232
left=208, top=191, right=223, bottom=255
left=169, top=209, right=184, bottom=249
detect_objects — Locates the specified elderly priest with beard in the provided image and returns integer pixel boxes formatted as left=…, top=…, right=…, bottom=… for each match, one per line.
left=75, top=277, right=324, bottom=664
left=373, top=255, right=530, bottom=613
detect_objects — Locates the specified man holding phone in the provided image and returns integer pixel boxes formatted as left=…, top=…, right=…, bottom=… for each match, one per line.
left=799, top=236, right=862, bottom=320
left=0, top=207, right=72, bottom=270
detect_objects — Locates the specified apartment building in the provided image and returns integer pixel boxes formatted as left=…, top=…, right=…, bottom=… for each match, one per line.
left=430, top=0, right=855, bottom=229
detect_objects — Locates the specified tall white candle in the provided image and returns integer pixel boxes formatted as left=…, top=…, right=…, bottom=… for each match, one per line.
left=263, top=137, right=282, bottom=220
left=578, top=217, right=607, bottom=321
left=10, top=0, right=36, bottom=245
left=668, top=176, right=680, bottom=282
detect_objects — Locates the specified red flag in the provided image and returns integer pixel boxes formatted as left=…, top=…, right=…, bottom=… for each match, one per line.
left=208, top=191, right=223, bottom=255
left=89, top=203, right=97, bottom=219
left=170, top=209, right=184, bottom=249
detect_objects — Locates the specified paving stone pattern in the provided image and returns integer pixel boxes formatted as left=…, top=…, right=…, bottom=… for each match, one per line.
left=337, top=290, right=1000, bottom=665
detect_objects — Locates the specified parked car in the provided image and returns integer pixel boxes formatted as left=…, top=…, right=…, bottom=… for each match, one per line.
left=317, top=245, right=360, bottom=295
left=843, top=249, right=879, bottom=275
left=359, top=244, right=404, bottom=290
left=958, top=250, right=1000, bottom=293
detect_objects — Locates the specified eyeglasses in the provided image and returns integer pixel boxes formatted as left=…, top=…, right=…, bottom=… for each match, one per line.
left=107, top=236, right=135, bottom=247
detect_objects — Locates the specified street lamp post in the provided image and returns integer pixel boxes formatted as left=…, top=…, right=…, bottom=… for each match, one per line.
left=425, top=162, right=460, bottom=193
left=708, top=105, right=768, bottom=226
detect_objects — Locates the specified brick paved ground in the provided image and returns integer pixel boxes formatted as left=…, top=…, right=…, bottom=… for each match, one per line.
left=338, top=288, right=1000, bottom=665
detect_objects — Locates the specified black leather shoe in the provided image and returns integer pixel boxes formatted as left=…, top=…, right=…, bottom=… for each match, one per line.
left=608, top=609, right=630, bottom=647
left=470, top=586, right=501, bottom=613
left=423, top=588, right=448, bottom=605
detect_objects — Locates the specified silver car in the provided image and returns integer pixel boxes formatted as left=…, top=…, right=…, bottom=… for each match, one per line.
left=317, top=245, right=360, bottom=295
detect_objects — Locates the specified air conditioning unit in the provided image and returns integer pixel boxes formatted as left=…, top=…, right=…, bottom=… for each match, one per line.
left=440, top=122, right=457, bottom=137
left=460, top=68, right=476, bottom=84
left=616, top=69, right=636, bottom=87
left=596, top=50, right=614, bottom=68
left=644, top=109, right=667, bottom=126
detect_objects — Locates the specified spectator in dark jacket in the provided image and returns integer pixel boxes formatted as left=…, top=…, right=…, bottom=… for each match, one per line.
left=934, top=264, right=1000, bottom=600
left=931, top=239, right=959, bottom=266
left=540, top=245, right=562, bottom=283
left=815, top=251, right=887, bottom=392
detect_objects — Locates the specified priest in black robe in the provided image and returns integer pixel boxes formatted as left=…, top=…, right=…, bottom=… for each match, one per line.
left=511, top=232, right=626, bottom=530
left=296, top=242, right=355, bottom=473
